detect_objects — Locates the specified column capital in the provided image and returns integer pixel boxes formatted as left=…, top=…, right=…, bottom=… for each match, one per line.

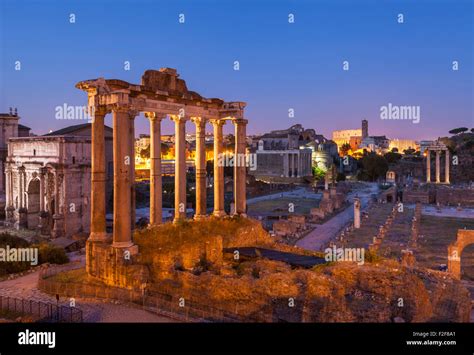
left=145, top=112, right=164, bottom=121
left=89, top=105, right=109, bottom=118
left=110, top=103, right=132, bottom=113
left=210, top=118, right=226, bottom=127
left=128, top=109, right=140, bottom=119
left=191, top=116, right=206, bottom=127
left=169, top=114, right=187, bottom=123
left=232, top=118, right=248, bottom=126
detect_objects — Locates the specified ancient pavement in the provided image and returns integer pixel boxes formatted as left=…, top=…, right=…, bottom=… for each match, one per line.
left=296, top=183, right=379, bottom=251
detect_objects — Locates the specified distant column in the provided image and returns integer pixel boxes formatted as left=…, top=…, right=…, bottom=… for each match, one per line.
left=112, top=107, right=133, bottom=248
left=39, top=169, right=45, bottom=212
left=435, top=150, right=440, bottom=183
left=146, top=112, right=163, bottom=226
left=211, top=119, right=226, bottom=217
left=283, top=154, right=289, bottom=177
left=445, top=150, right=450, bottom=184
left=89, top=106, right=108, bottom=241
left=172, top=115, right=187, bottom=222
left=354, top=198, right=361, bottom=229
left=192, top=117, right=207, bottom=220
left=52, top=171, right=64, bottom=238
left=426, top=150, right=431, bottom=183
left=18, top=167, right=24, bottom=209
left=233, top=118, right=248, bottom=216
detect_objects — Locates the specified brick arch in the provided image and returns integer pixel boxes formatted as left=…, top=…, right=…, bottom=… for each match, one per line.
left=448, top=229, right=474, bottom=279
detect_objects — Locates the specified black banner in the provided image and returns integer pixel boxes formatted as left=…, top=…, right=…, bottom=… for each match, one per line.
left=0, top=323, right=473, bottom=354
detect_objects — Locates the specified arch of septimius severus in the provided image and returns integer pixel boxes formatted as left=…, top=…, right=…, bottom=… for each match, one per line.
left=76, top=68, right=247, bottom=252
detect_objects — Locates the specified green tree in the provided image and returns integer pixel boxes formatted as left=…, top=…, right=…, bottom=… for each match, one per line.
left=359, top=153, right=388, bottom=181
left=340, top=143, right=351, bottom=156
left=449, top=127, right=468, bottom=135
left=383, top=151, right=402, bottom=164
left=312, top=166, right=326, bottom=180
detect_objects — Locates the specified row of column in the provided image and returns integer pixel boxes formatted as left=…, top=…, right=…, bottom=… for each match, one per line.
left=89, top=106, right=248, bottom=250
left=426, top=149, right=450, bottom=184
left=284, top=152, right=310, bottom=178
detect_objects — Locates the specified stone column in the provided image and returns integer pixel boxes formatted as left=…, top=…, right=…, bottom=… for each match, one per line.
left=39, top=170, right=45, bottom=212
left=112, top=107, right=133, bottom=248
left=18, top=167, right=24, bottom=209
left=211, top=119, right=226, bottom=217
left=52, top=171, right=64, bottom=238
left=426, top=150, right=431, bottom=183
left=445, top=150, right=450, bottom=184
left=146, top=112, right=163, bottom=226
left=5, top=166, right=14, bottom=223
left=129, top=111, right=138, bottom=230
left=354, top=198, right=361, bottom=229
left=435, top=150, right=440, bottom=183
left=192, top=117, right=207, bottom=220
left=89, top=106, right=108, bottom=241
left=233, top=118, right=247, bottom=216
left=172, top=115, right=187, bottom=222
left=283, top=153, right=289, bottom=177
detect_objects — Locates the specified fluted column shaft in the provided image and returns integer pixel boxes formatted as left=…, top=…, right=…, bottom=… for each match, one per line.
left=147, top=112, right=163, bottom=225
left=89, top=107, right=108, bottom=241
left=112, top=108, right=133, bottom=247
left=192, top=117, right=207, bottom=219
left=211, top=119, right=226, bottom=217
left=172, top=115, right=187, bottom=222
left=233, top=118, right=247, bottom=216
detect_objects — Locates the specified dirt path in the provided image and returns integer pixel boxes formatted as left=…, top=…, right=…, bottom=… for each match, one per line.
left=296, top=183, right=379, bottom=251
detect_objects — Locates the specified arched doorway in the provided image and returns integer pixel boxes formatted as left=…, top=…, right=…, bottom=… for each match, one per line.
left=27, top=178, right=40, bottom=229
left=448, top=229, right=474, bottom=279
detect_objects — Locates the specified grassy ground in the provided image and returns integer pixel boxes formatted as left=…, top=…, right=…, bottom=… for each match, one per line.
left=378, top=206, right=415, bottom=259
left=415, top=215, right=474, bottom=280
left=343, top=203, right=394, bottom=249
left=247, top=197, right=319, bottom=217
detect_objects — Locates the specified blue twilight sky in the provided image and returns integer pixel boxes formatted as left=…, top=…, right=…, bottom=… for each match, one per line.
left=0, top=0, right=472, bottom=140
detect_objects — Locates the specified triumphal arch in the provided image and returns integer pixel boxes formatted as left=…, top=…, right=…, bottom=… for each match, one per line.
left=76, top=68, right=247, bottom=276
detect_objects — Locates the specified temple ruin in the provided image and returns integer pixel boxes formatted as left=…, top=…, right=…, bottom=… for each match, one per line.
left=76, top=68, right=247, bottom=270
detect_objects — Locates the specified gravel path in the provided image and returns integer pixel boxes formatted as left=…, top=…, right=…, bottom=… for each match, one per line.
left=296, top=183, right=379, bottom=251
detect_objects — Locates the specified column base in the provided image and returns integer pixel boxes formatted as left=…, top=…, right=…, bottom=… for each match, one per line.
left=173, top=217, right=186, bottom=224
left=193, top=214, right=207, bottom=221
left=212, top=210, right=227, bottom=218
left=232, top=212, right=247, bottom=218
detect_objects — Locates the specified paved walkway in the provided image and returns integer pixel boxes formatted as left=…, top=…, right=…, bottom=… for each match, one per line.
left=247, top=187, right=320, bottom=204
left=0, top=257, right=177, bottom=323
left=296, top=183, right=379, bottom=251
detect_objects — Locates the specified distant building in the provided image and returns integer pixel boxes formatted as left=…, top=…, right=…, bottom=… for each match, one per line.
left=332, top=128, right=362, bottom=151
left=360, top=135, right=390, bottom=153
left=0, top=109, right=31, bottom=214
left=250, top=125, right=312, bottom=183
left=4, top=123, right=113, bottom=238
left=388, top=139, right=419, bottom=153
